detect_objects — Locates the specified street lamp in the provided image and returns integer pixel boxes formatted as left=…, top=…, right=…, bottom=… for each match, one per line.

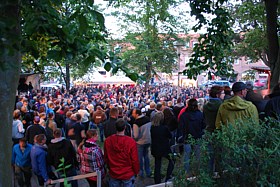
left=174, top=41, right=185, bottom=98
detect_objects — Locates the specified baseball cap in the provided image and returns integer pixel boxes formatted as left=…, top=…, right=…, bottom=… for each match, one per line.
left=232, top=82, right=246, bottom=92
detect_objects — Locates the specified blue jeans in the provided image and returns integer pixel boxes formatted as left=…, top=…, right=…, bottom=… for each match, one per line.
left=184, top=144, right=200, bottom=174
left=89, top=121, right=97, bottom=129
left=109, top=176, right=135, bottom=187
left=137, top=144, right=151, bottom=177
left=97, top=123, right=104, bottom=142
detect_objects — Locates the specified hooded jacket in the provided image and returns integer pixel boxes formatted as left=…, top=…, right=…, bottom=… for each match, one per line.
left=47, top=137, right=77, bottom=170
left=92, top=110, right=106, bottom=124
left=203, top=98, right=223, bottom=132
left=215, top=96, right=259, bottom=129
left=178, top=109, right=205, bottom=140
left=30, top=144, right=49, bottom=182
left=104, top=134, right=139, bottom=180
left=133, top=115, right=151, bottom=145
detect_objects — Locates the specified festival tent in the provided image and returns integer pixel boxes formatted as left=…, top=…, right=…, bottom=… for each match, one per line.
left=74, top=72, right=136, bottom=85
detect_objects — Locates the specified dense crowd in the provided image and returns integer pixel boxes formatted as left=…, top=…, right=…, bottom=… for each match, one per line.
left=11, top=82, right=280, bottom=186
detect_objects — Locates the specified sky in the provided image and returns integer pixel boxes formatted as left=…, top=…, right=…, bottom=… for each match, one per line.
left=93, top=0, right=201, bottom=38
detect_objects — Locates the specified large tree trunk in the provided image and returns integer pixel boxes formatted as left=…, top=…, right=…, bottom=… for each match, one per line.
left=0, top=1, right=21, bottom=187
left=265, top=0, right=279, bottom=89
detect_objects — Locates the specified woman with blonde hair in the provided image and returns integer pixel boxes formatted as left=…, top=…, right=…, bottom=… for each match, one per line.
left=12, top=109, right=25, bottom=145
left=150, top=111, right=174, bottom=184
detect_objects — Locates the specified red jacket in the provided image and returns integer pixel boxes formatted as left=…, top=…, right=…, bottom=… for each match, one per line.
left=104, top=134, right=139, bottom=180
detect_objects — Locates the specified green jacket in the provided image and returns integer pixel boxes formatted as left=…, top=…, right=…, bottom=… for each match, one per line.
left=215, top=96, right=259, bottom=129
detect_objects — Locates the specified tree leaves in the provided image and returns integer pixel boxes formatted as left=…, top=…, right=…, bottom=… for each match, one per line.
left=20, top=0, right=107, bottom=89
left=78, top=15, right=88, bottom=34
left=104, top=62, right=111, bottom=71
left=186, top=0, right=234, bottom=80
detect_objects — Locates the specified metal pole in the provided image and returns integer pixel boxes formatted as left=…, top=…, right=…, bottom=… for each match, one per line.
left=97, top=170, right=101, bottom=187
left=177, top=51, right=181, bottom=99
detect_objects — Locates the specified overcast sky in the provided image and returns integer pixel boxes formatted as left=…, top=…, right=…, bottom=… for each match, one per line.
left=94, top=0, right=203, bottom=38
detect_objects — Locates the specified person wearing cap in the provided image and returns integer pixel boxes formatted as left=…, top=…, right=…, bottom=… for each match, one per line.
left=104, top=118, right=139, bottom=186
left=215, top=82, right=259, bottom=129
left=25, top=116, right=46, bottom=144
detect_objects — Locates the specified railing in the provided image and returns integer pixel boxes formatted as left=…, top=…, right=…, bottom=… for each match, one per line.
left=44, top=171, right=101, bottom=187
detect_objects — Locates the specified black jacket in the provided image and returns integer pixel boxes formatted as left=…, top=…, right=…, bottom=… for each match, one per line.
left=104, top=117, right=118, bottom=138
left=47, top=138, right=78, bottom=169
left=55, top=113, right=65, bottom=129
left=265, top=92, right=280, bottom=120
left=151, top=124, right=172, bottom=157
left=178, top=109, right=205, bottom=141
left=25, top=124, right=46, bottom=144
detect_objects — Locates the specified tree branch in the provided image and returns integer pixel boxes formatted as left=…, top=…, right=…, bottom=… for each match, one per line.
left=55, top=61, right=66, bottom=83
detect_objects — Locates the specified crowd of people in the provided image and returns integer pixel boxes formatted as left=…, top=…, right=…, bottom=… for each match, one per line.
left=11, top=81, right=280, bottom=186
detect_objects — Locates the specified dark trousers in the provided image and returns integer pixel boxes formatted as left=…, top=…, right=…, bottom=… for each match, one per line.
left=82, top=121, right=90, bottom=133
left=87, top=179, right=97, bottom=187
left=154, top=155, right=174, bottom=184
left=14, top=165, right=32, bottom=187
left=97, top=123, right=104, bottom=142
left=57, top=167, right=78, bottom=187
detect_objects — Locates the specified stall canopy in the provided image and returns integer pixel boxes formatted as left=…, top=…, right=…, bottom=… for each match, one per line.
left=74, top=72, right=135, bottom=85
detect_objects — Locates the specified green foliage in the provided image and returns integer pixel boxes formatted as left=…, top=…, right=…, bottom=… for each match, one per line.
left=20, top=0, right=107, bottom=88
left=56, top=157, right=72, bottom=187
left=108, top=0, right=189, bottom=86
left=229, top=0, right=270, bottom=66
left=185, top=0, right=235, bottom=80
left=173, top=118, right=280, bottom=186
left=0, top=1, right=21, bottom=70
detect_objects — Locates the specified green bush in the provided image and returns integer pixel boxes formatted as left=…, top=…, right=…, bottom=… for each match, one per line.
left=173, top=118, right=280, bottom=187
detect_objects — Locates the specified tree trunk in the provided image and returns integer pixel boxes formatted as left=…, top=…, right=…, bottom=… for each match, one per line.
left=0, top=1, right=21, bottom=187
left=144, top=61, right=152, bottom=91
left=265, top=0, right=279, bottom=89
left=66, top=61, right=70, bottom=91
